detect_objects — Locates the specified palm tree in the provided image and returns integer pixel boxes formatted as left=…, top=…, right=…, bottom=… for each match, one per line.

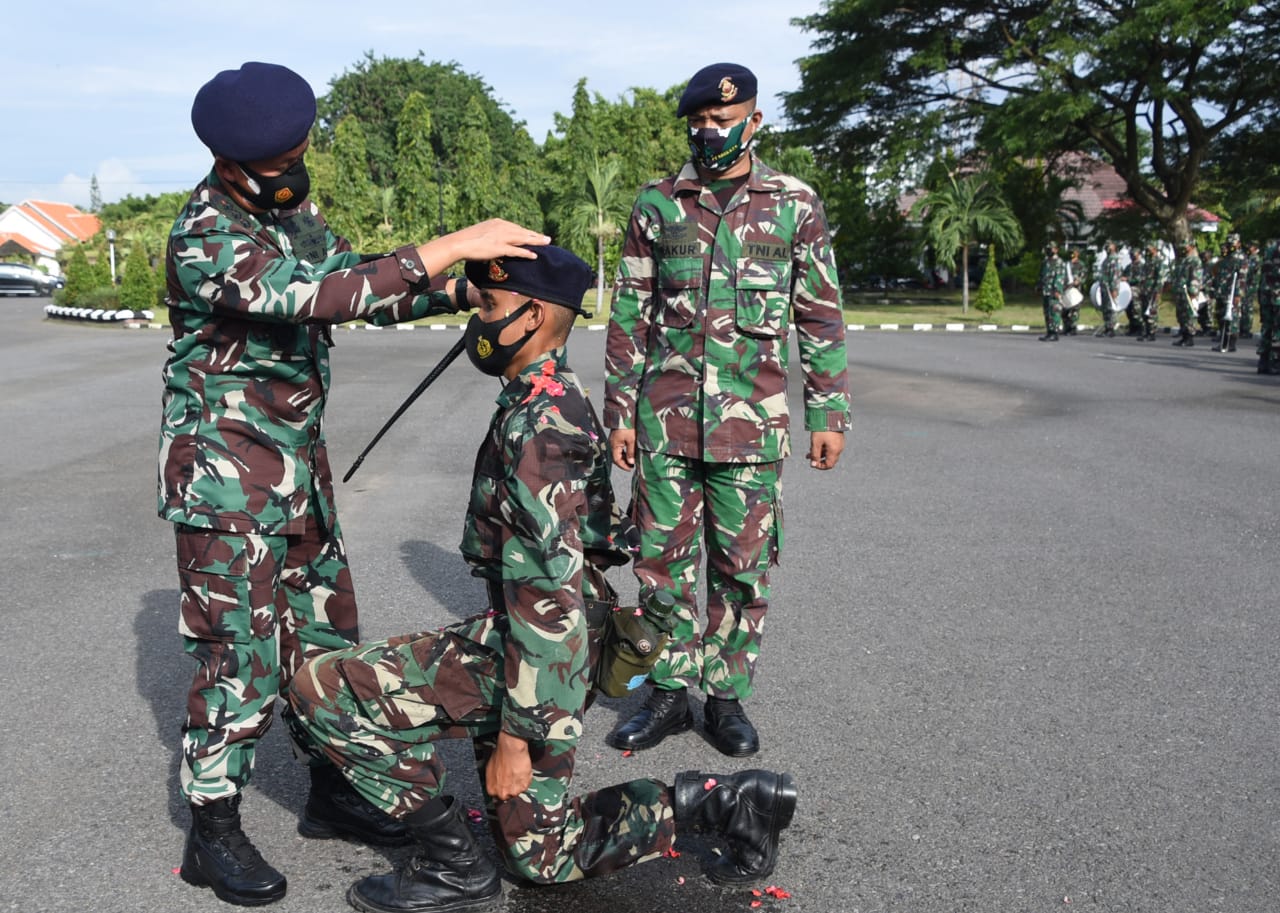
left=557, top=152, right=632, bottom=315
left=912, top=171, right=1024, bottom=313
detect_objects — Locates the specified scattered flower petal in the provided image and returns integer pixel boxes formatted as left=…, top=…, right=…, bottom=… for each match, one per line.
left=622, top=749, right=633, bottom=758
left=750, top=902, right=763, bottom=909
left=752, top=889, right=764, bottom=897
left=765, top=885, right=792, bottom=899
left=704, top=777, right=718, bottom=790
left=664, top=847, right=681, bottom=859
left=172, top=867, right=182, bottom=875
left=677, top=876, right=685, bottom=885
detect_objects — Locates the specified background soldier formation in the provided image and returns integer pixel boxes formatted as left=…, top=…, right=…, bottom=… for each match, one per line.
left=1040, top=236, right=1280, bottom=374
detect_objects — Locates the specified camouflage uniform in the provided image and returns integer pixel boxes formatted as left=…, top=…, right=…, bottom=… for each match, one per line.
left=160, top=170, right=458, bottom=804
left=1136, top=248, right=1169, bottom=340
left=290, top=349, right=680, bottom=882
left=1171, top=247, right=1204, bottom=346
left=1213, top=243, right=1250, bottom=349
left=1258, top=242, right=1280, bottom=373
left=1241, top=244, right=1261, bottom=338
left=1037, top=248, right=1067, bottom=337
left=1098, top=247, right=1123, bottom=334
left=604, top=156, right=850, bottom=701
left=1062, top=251, right=1086, bottom=335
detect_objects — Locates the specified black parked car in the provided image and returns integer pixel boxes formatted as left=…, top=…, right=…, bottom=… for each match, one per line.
left=0, top=262, right=64, bottom=296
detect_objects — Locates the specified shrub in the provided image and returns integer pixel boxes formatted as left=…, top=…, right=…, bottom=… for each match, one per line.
left=973, top=244, right=1006, bottom=315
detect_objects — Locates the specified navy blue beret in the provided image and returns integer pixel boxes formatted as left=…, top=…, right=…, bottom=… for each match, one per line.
left=191, top=62, right=316, bottom=162
left=676, top=62, right=758, bottom=117
left=465, top=245, right=593, bottom=315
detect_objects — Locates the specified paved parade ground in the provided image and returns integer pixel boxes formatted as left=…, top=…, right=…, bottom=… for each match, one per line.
left=1, top=298, right=1277, bottom=913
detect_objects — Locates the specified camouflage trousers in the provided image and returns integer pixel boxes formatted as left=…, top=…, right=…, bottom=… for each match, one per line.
left=1175, top=292, right=1197, bottom=336
left=1258, top=292, right=1279, bottom=367
left=629, top=451, right=782, bottom=701
left=174, top=513, right=358, bottom=804
left=1213, top=298, right=1239, bottom=334
left=1139, top=293, right=1160, bottom=334
left=1041, top=297, right=1062, bottom=333
left=288, top=615, right=676, bottom=884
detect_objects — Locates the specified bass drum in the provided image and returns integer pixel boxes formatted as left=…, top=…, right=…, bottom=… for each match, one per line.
left=1063, top=286, right=1084, bottom=309
left=1090, top=280, right=1132, bottom=311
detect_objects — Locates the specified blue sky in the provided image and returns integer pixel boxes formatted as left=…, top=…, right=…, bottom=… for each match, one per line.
left=1, top=1, right=824, bottom=209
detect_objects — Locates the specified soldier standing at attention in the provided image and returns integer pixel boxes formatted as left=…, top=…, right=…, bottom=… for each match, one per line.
left=1257, top=240, right=1280, bottom=374
left=1212, top=233, right=1250, bottom=353
left=603, top=63, right=851, bottom=757
left=1095, top=240, right=1124, bottom=337
left=1125, top=246, right=1147, bottom=336
left=1240, top=238, right=1262, bottom=340
left=1037, top=240, right=1067, bottom=341
left=159, top=61, right=549, bottom=906
left=1062, top=247, right=1086, bottom=335
left=1171, top=239, right=1204, bottom=347
left=290, top=247, right=798, bottom=913
left=1135, top=241, right=1168, bottom=342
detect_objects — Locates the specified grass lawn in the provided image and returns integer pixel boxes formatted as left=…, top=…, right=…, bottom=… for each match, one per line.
left=141, top=289, right=1057, bottom=331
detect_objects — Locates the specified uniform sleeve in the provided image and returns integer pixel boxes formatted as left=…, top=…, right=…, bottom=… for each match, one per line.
left=169, top=202, right=451, bottom=327
left=791, top=195, right=851, bottom=433
left=603, top=202, right=654, bottom=431
left=496, top=407, right=594, bottom=744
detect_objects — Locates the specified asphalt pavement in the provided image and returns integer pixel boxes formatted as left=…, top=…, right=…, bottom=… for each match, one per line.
left=1, top=298, right=1276, bottom=913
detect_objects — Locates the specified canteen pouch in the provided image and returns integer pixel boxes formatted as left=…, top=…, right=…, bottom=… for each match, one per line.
left=595, top=606, right=671, bottom=698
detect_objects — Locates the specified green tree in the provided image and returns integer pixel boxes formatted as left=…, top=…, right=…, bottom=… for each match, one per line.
left=786, top=0, right=1280, bottom=245
left=118, top=242, right=159, bottom=312
left=973, top=244, right=1005, bottom=315
left=328, top=116, right=378, bottom=244
left=394, top=91, right=440, bottom=242
left=454, top=95, right=500, bottom=227
left=557, top=153, right=632, bottom=314
left=911, top=170, right=1023, bottom=312
left=89, top=176, right=103, bottom=213
left=60, top=245, right=94, bottom=307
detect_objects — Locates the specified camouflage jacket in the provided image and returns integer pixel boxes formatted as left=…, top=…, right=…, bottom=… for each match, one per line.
left=1215, top=250, right=1249, bottom=304
left=1137, top=256, right=1169, bottom=298
left=604, top=156, right=850, bottom=463
left=158, top=171, right=457, bottom=535
left=460, top=348, right=634, bottom=743
left=1038, top=255, right=1067, bottom=298
left=1172, top=253, right=1204, bottom=301
left=1064, top=256, right=1086, bottom=290
left=1100, top=253, right=1123, bottom=294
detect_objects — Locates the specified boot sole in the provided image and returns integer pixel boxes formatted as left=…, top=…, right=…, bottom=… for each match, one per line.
left=180, top=863, right=287, bottom=906
left=706, top=772, right=798, bottom=887
left=346, top=882, right=501, bottom=913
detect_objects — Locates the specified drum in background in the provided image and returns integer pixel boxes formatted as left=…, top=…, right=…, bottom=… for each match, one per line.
left=1063, top=286, right=1084, bottom=309
left=1090, top=280, right=1131, bottom=311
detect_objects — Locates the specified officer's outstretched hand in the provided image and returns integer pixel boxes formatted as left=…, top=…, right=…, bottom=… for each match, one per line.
left=610, top=429, right=636, bottom=471
left=417, top=219, right=550, bottom=279
left=486, top=731, right=533, bottom=801
left=807, top=431, right=845, bottom=470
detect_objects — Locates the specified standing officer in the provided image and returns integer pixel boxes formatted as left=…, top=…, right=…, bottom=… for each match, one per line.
left=1257, top=240, right=1280, bottom=374
left=1095, top=240, right=1124, bottom=337
left=1212, top=233, right=1249, bottom=352
left=1125, top=246, right=1146, bottom=336
left=1241, top=238, right=1262, bottom=340
left=160, top=61, right=549, bottom=906
left=289, top=247, right=798, bottom=913
left=1171, top=239, right=1204, bottom=347
left=1135, top=240, right=1168, bottom=341
left=1062, top=247, right=1086, bottom=335
left=603, top=63, right=851, bottom=757
left=1037, top=240, right=1067, bottom=342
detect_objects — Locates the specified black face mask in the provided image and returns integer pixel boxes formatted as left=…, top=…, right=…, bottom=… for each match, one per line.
left=237, top=159, right=310, bottom=210
left=464, top=301, right=535, bottom=377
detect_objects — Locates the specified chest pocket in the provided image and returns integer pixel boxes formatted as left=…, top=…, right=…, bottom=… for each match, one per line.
left=654, top=256, right=703, bottom=328
left=735, top=256, right=792, bottom=338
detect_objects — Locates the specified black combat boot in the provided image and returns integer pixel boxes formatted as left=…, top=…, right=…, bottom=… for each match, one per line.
left=673, top=770, right=797, bottom=886
left=607, top=687, right=693, bottom=751
left=1038, top=330, right=1059, bottom=342
left=704, top=696, right=760, bottom=757
left=1227, top=333, right=1238, bottom=352
left=299, top=764, right=412, bottom=846
left=1259, top=351, right=1274, bottom=374
left=347, top=796, right=502, bottom=913
left=181, top=795, right=287, bottom=906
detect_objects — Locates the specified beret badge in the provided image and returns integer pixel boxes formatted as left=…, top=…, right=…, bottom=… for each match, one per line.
left=488, top=260, right=509, bottom=282
left=719, top=77, right=739, bottom=103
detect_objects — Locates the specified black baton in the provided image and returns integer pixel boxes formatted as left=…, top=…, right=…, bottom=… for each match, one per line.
left=343, top=335, right=467, bottom=483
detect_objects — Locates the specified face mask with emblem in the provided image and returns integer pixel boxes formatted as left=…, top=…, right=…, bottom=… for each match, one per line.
left=237, top=159, right=311, bottom=210
left=688, top=116, right=753, bottom=172
left=464, top=301, right=536, bottom=377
